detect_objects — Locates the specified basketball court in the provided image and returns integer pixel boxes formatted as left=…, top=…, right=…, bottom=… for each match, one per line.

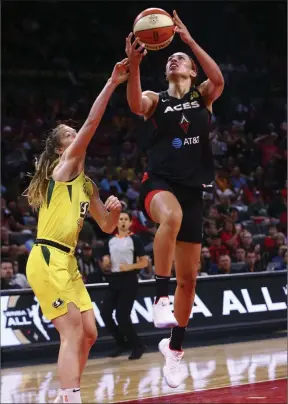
left=1, top=337, right=286, bottom=403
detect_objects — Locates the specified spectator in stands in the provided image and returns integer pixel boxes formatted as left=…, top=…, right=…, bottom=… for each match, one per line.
left=139, top=257, right=155, bottom=280
left=240, top=231, right=255, bottom=251
left=230, top=166, right=247, bottom=191
left=217, top=195, right=232, bottom=217
left=12, top=259, right=30, bottom=288
left=1, top=225, right=30, bottom=271
left=264, top=231, right=287, bottom=261
left=253, top=166, right=265, bottom=190
left=268, top=190, right=287, bottom=220
left=248, top=191, right=267, bottom=220
left=200, top=247, right=217, bottom=274
left=254, top=133, right=281, bottom=167
left=244, top=251, right=263, bottom=272
left=116, top=157, right=135, bottom=182
left=203, top=221, right=219, bottom=245
left=207, top=205, right=221, bottom=222
left=102, top=174, right=123, bottom=195
left=210, top=129, right=228, bottom=158
left=118, top=168, right=130, bottom=194
left=282, top=250, right=288, bottom=270
left=234, top=247, right=246, bottom=263
left=230, top=207, right=240, bottom=225
left=220, top=219, right=241, bottom=252
left=275, top=232, right=287, bottom=248
left=265, top=232, right=287, bottom=261
left=1, top=259, right=24, bottom=289
left=77, top=243, right=104, bottom=284
left=215, top=167, right=234, bottom=198
left=263, top=224, right=278, bottom=253
left=209, top=234, right=229, bottom=264
left=131, top=215, right=156, bottom=256
left=126, top=179, right=141, bottom=207
left=1, top=226, right=12, bottom=256
left=215, top=255, right=231, bottom=275
left=79, top=219, right=98, bottom=245
left=279, top=195, right=287, bottom=234
left=271, top=246, right=288, bottom=270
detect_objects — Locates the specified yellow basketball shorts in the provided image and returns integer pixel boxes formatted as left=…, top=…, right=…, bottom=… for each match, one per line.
left=26, top=244, right=93, bottom=321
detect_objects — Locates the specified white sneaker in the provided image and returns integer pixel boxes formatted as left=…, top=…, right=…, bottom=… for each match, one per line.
left=153, top=297, right=178, bottom=328
left=159, top=338, right=184, bottom=388
left=53, top=394, right=63, bottom=403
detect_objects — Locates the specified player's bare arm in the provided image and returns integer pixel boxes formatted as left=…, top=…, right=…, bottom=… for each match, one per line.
left=89, top=182, right=122, bottom=234
left=125, top=33, right=158, bottom=118
left=53, top=59, right=129, bottom=182
left=172, top=10, right=224, bottom=109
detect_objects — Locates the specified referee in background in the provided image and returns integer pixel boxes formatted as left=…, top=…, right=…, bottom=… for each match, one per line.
left=100, top=211, right=148, bottom=360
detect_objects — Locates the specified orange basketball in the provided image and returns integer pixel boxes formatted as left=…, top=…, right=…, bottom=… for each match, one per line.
left=133, top=8, right=175, bottom=51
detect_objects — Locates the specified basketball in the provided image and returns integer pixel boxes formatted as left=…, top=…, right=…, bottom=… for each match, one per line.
left=133, top=8, right=175, bottom=51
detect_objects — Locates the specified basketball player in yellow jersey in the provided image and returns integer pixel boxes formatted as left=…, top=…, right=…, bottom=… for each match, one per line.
left=25, top=58, right=129, bottom=404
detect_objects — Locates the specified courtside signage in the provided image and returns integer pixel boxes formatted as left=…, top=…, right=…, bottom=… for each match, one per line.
left=1, top=272, right=286, bottom=347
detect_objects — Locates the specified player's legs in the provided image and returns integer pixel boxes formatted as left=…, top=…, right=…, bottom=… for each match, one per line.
left=174, top=241, right=200, bottom=328
left=158, top=193, right=203, bottom=388
left=147, top=190, right=182, bottom=328
left=71, top=258, right=97, bottom=376
left=149, top=191, right=183, bottom=278
left=27, top=246, right=91, bottom=403
left=172, top=193, right=203, bottom=344
left=79, top=309, right=98, bottom=376
left=52, top=303, right=84, bottom=390
left=53, top=264, right=95, bottom=403
left=158, top=241, right=201, bottom=389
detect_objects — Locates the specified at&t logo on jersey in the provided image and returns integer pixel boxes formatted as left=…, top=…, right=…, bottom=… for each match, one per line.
left=172, top=136, right=199, bottom=149
left=164, top=100, right=200, bottom=113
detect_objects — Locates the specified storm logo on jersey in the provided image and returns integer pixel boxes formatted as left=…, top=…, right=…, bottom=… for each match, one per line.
left=77, top=201, right=90, bottom=229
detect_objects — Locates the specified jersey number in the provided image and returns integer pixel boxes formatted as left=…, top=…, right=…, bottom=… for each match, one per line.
left=80, top=201, right=89, bottom=219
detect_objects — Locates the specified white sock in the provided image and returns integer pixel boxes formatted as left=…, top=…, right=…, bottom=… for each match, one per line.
left=61, top=388, right=82, bottom=403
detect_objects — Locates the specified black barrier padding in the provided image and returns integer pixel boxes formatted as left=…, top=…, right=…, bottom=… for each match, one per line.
left=1, top=271, right=287, bottom=348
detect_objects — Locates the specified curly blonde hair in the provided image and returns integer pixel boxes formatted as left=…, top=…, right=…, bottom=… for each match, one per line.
left=24, top=125, right=68, bottom=209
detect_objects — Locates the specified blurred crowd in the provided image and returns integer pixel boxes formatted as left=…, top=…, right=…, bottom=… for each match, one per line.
left=1, top=1, right=287, bottom=289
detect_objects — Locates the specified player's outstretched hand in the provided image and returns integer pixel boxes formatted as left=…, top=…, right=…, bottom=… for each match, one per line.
left=172, top=10, right=193, bottom=45
left=111, top=59, right=130, bottom=85
left=125, top=32, right=147, bottom=66
left=105, top=195, right=122, bottom=212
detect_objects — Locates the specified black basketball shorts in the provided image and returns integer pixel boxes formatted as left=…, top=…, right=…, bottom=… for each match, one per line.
left=138, top=173, right=203, bottom=243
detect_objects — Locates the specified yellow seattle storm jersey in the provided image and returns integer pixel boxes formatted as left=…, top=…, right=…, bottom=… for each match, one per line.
left=37, top=172, right=93, bottom=250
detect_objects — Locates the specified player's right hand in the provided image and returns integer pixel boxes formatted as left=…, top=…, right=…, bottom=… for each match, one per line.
left=111, top=58, right=130, bottom=85
left=104, top=195, right=122, bottom=212
left=125, top=32, right=147, bottom=66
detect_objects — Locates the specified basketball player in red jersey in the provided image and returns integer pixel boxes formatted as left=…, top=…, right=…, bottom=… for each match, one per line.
left=125, top=10, right=224, bottom=387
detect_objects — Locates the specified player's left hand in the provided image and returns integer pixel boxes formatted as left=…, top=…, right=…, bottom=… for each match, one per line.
left=105, top=195, right=122, bottom=212
left=172, top=10, right=193, bottom=44
left=125, top=32, right=148, bottom=66
left=111, top=58, right=130, bottom=85
left=119, top=263, right=130, bottom=272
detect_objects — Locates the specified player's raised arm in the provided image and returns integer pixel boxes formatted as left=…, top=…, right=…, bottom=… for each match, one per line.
left=172, top=10, right=224, bottom=106
left=125, top=33, right=156, bottom=117
left=63, top=59, right=129, bottom=160
left=89, top=182, right=122, bottom=234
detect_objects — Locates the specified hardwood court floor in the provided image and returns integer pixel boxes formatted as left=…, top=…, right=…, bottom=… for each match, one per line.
left=1, top=338, right=287, bottom=403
